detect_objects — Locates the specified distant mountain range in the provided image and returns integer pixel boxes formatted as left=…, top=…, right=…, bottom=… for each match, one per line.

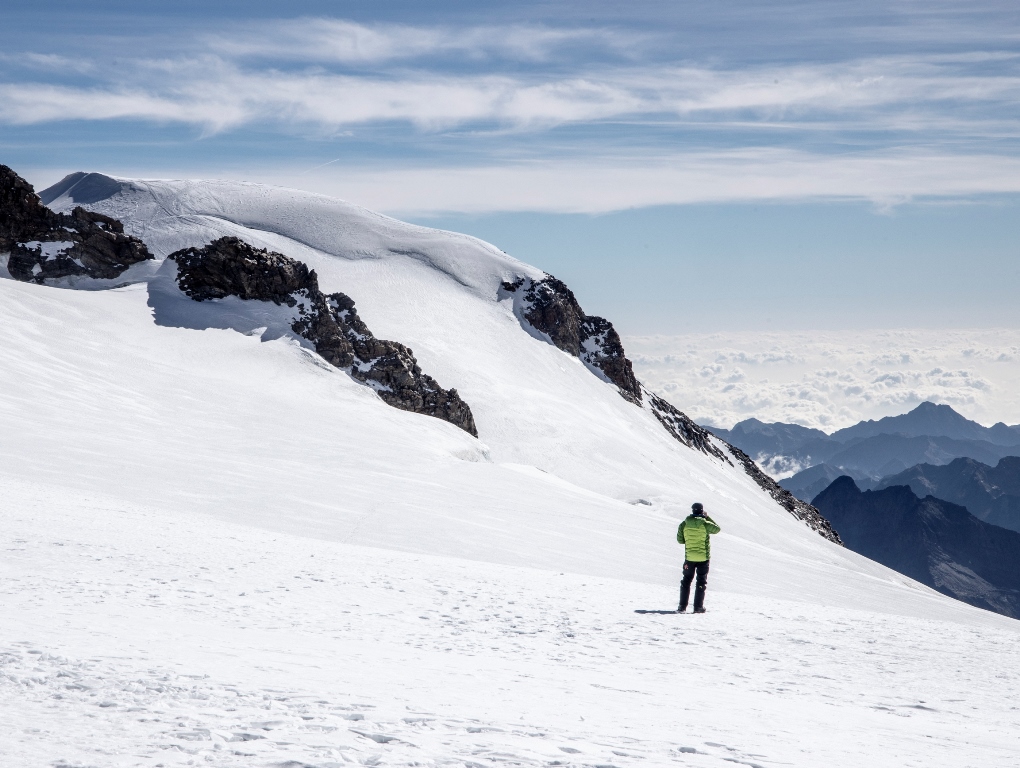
left=875, top=457, right=1020, bottom=534
left=707, top=401, right=1020, bottom=482
left=813, top=477, right=1020, bottom=618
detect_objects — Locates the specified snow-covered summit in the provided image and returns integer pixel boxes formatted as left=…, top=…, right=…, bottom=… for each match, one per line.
left=43, top=172, right=544, bottom=297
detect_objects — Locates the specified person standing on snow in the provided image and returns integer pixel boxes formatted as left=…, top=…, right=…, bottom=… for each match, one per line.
left=676, top=502, right=720, bottom=613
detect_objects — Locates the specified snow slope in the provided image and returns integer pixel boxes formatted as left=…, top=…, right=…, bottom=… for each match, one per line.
left=1, top=175, right=1017, bottom=766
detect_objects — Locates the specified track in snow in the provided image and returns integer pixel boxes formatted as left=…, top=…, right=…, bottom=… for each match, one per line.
left=3, top=477, right=1018, bottom=768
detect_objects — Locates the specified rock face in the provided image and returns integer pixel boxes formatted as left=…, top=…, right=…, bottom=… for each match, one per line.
left=500, top=276, right=642, bottom=403
left=813, top=476, right=1020, bottom=618
left=646, top=390, right=842, bottom=544
left=647, top=391, right=728, bottom=460
left=499, top=273, right=841, bottom=542
left=169, top=237, right=477, bottom=436
left=728, top=443, right=844, bottom=544
left=1, top=165, right=152, bottom=283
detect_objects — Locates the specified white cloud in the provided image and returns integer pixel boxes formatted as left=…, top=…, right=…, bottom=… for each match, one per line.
left=5, top=18, right=1019, bottom=212
left=206, top=18, right=644, bottom=64
left=626, top=329, right=1020, bottom=431
left=1, top=39, right=1018, bottom=137
left=261, top=149, right=1020, bottom=214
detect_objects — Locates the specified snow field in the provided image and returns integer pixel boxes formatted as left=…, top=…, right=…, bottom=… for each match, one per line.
left=4, top=477, right=1020, bottom=768
left=0, top=274, right=998, bottom=622
left=0, top=175, right=1015, bottom=766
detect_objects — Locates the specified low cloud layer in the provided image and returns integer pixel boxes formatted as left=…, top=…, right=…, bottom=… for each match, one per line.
left=266, top=151, right=1020, bottom=214
left=626, top=329, right=1020, bottom=431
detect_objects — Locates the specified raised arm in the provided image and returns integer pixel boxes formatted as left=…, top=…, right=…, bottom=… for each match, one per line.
left=704, top=516, right=721, bottom=534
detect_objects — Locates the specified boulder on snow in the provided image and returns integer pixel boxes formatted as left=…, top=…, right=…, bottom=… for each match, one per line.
left=500, top=275, right=642, bottom=404
left=0, top=165, right=153, bottom=284
left=167, top=237, right=478, bottom=437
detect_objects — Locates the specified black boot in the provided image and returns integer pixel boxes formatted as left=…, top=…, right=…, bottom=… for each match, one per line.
left=693, top=583, right=707, bottom=613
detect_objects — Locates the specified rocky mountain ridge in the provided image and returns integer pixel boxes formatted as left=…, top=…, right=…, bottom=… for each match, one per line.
left=813, top=477, right=1020, bottom=618
left=168, top=237, right=478, bottom=436
left=874, top=456, right=1020, bottom=534
left=1, top=165, right=152, bottom=284
left=500, top=275, right=642, bottom=404
left=712, top=401, right=1020, bottom=485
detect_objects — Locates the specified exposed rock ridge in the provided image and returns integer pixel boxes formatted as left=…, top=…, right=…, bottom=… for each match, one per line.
left=646, top=391, right=729, bottom=461
left=646, top=389, right=842, bottom=543
left=500, top=275, right=642, bottom=404
left=728, top=443, right=844, bottom=544
left=498, top=268, right=841, bottom=542
left=1, top=165, right=152, bottom=283
left=169, top=237, right=477, bottom=436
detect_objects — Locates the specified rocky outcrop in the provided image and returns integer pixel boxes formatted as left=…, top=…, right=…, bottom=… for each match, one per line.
left=168, top=237, right=477, bottom=436
left=647, top=391, right=729, bottom=461
left=500, top=276, right=642, bottom=404
left=728, top=442, right=843, bottom=544
left=1, top=165, right=152, bottom=283
left=646, top=389, right=842, bottom=544
left=498, top=270, right=841, bottom=542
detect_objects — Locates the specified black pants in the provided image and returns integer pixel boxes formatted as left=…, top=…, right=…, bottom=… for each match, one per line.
left=679, top=559, right=710, bottom=610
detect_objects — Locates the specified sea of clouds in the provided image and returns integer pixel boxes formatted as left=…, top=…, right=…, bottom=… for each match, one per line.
left=626, top=329, right=1020, bottom=431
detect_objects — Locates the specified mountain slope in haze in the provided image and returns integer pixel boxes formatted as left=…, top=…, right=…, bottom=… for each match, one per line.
left=831, top=401, right=1020, bottom=445
left=875, top=457, right=1020, bottom=534
left=821, top=433, right=1020, bottom=479
left=698, top=418, right=831, bottom=459
left=812, top=477, right=1020, bottom=618
left=708, top=401, right=1020, bottom=484
left=780, top=463, right=875, bottom=502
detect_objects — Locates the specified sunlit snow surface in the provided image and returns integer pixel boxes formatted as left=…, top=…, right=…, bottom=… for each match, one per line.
left=1, top=177, right=1017, bottom=766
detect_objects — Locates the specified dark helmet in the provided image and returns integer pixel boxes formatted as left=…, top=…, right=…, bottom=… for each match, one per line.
left=691, top=502, right=704, bottom=515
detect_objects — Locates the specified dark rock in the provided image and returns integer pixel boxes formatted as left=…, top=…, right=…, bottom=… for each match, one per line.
left=168, top=237, right=477, bottom=436
left=500, top=275, right=641, bottom=403
left=727, top=443, right=843, bottom=545
left=813, top=476, right=1020, bottom=618
left=647, top=390, right=842, bottom=544
left=647, top=391, right=728, bottom=460
left=1, top=164, right=152, bottom=284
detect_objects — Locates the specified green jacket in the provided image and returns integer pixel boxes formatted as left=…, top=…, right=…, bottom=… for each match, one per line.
left=677, top=514, right=720, bottom=562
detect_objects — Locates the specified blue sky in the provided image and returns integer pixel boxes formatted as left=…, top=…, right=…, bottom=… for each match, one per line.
left=3, top=1, right=1019, bottom=332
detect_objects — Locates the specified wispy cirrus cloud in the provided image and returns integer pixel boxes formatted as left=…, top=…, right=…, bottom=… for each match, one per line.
left=204, top=18, right=648, bottom=65
left=2, top=50, right=1018, bottom=136
left=258, top=149, right=1020, bottom=214
left=2, top=14, right=1020, bottom=211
